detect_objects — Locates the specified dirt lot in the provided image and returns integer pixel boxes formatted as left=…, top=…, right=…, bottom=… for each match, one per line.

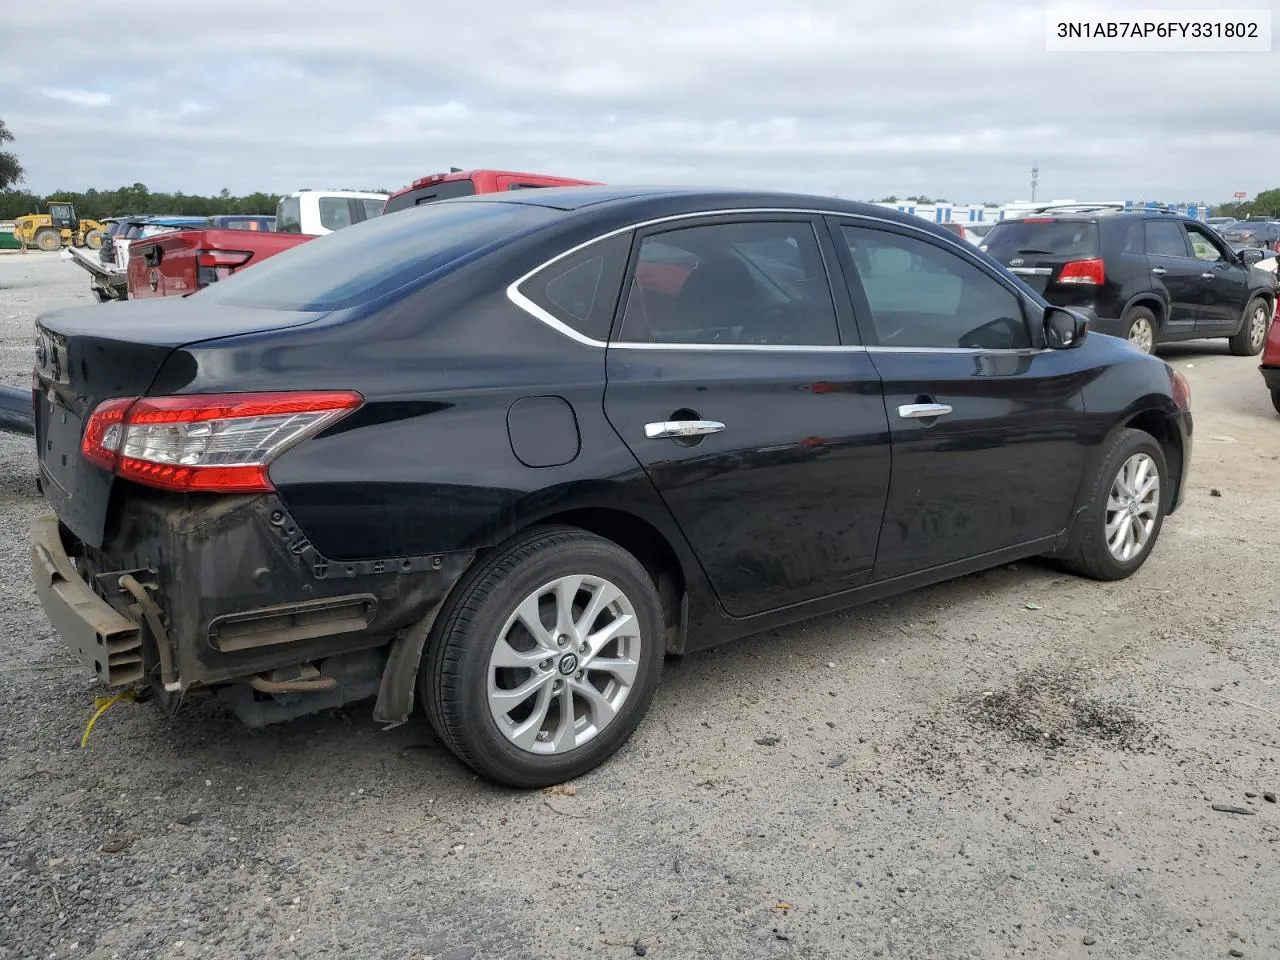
left=2, top=250, right=1278, bottom=960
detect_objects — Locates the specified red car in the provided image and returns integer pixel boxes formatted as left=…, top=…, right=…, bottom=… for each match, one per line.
left=1261, top=298, right=1280, bottom=415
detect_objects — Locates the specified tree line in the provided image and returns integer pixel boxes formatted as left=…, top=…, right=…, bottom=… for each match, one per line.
left=0, top=184, right=285, bottom=222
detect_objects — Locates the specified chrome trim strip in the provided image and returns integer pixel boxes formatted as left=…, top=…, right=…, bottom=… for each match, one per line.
left=864, top=345, right=1048, bottom=356
left=610, top=341, right=867, bottom=353
left=1008, top=267, right=1053, bottom=276
left=504, top=205, right=1038, bottom=353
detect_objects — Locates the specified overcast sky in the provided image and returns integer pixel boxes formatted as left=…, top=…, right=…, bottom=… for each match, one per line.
left=2, top=0, right=1278, bottom=204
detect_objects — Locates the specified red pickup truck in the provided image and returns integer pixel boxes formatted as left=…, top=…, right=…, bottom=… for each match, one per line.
left=125, top=169, right=598, bottom=299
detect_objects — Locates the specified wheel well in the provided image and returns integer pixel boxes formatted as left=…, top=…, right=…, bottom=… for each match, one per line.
left=1126, top=296, right=1165, bottom=327
left=536, top=508, right=687, bottom=653
left=1122, top=409, right=1183, bottom=508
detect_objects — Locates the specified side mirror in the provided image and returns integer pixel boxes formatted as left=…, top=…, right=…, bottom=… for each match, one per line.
left=1239, top=248, right=1265, bottom=266
left=1044, top=306, right=1088, bottom=349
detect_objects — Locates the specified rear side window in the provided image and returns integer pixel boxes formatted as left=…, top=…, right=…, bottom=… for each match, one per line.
left=383, top=179, right=478, bottom=214
left=981, top=220, right=1098, bottom=259
left=197, top=199, right=558, bottom=312
left=276, top=197, right=302, bottom=234
left=360, top=199, right=385, bottom=220
left=517, top=233, right=631, bottom=341
left=1145, top=221, right=1189, bottom=258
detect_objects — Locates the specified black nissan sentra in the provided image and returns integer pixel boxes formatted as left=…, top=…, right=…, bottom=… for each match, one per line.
left=30, top=187, right=1192, bottom=787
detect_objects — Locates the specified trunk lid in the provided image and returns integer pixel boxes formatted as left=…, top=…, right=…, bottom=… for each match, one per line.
left=34, top=299, right=327, bottom=547
left=979, top=219, right=1100, bottom=298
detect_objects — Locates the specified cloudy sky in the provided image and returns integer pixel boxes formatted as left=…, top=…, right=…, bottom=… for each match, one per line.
left=2, top=0, right=1278, bottom=204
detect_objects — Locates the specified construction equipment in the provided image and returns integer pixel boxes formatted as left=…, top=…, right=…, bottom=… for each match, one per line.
left=13, top=202, right=106, bottom=252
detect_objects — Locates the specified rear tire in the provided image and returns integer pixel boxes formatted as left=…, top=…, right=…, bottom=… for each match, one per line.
left=1059, top=428, right=1168, bottom=582
left=34, top=229, right=61, bottom=252
left=420, top=526, right=665, bottom=788
left=1121, top=306, right=1157, bottom=354
left=1228, top=297, right=1270, bottom=357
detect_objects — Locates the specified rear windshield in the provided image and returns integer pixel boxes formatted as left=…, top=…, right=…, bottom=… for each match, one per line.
left=980, top=220, right=1099, bottom=258
left=383, top=179, right=477, bottom=214
left=196, top=199, right=557, bottom=312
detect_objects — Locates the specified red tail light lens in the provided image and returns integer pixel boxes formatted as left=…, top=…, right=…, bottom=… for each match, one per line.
left=195, top=249, right=253, bottom=287
left=81, top=391, right=363, bottom=493
left=1170, top=369, right=1191, bottom=410
left=1058, top=258, right=1105, bottom=285
left=196, top=250, right=252, bottom=268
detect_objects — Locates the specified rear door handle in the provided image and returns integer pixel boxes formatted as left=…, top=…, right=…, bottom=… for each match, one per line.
left=897, top=403, right=953, bottom=420
left=644, top=420, right=725, bottom=439
left=1201, top=272, right=1214, bottom=279
left=1151, top=267, right=1167, bottom=275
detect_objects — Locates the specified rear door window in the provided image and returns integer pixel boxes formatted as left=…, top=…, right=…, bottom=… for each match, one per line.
left=616, top=220, right=840, bottom=346
left=1145, top=221, right=1191, bottom=258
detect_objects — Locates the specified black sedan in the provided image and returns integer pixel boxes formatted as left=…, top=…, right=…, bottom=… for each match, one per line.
left=29, top=187, right=1192, bottom=787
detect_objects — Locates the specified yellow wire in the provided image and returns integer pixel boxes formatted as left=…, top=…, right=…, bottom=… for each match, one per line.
left=80, top=690, right=136, bottom=748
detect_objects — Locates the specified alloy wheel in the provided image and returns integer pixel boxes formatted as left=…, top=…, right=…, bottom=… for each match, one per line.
left=487, top=575, right=641, bottom=755
left=1105, top=453, right=1160, bottom=562
left=1127, top=316, right=1154, bottom=353
left=1249, top=305, right=1269, bottom=353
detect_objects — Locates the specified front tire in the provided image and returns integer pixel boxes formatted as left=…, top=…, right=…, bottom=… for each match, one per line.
left=1122, top=306, right=1157, bottom=354
left=34, top=229, right=61, bottom=252
left=1060, top=429, right=1168, bottom=581
left=83, top=229, right=104, bottom=250
left=1228, top=297, right=1270, bottom=357
left=421, top=526, right=665, bottom=788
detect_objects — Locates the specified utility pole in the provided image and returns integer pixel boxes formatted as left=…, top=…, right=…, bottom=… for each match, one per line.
left=1031, top=163, right=1039, bottom=202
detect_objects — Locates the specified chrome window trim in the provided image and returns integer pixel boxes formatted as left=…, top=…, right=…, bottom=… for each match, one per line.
left=505, top=206, right=1046, bottom=355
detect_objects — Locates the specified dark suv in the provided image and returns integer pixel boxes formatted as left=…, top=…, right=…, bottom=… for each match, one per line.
left=981, top=209, right=1275, bottom=355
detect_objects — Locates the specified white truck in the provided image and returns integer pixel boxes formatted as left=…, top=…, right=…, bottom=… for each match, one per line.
left=274, top=189, right=389, bottom=236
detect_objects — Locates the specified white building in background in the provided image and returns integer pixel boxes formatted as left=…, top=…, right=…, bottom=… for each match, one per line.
left=874, top=198, right=1211, bottom=223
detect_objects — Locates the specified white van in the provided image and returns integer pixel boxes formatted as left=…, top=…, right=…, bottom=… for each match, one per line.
left=274, top=189, right=389, bottom=236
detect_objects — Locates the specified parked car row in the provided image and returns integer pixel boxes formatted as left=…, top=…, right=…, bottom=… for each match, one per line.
left=124, top=170, right=596, bottom=300
left=31, top=185, right=1198, bottom=786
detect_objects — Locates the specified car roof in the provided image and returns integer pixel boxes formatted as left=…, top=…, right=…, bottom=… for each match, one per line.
left=450, top=184, right=935, bottom=222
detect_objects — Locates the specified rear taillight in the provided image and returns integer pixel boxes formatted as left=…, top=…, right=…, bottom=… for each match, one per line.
left=1058, top=258, right=1105, bottom=285
left=195, top=249, right=252, bottom=287
left=1170, top=369, right=1191, bottom=410
left=81, top=391, right=363, bottom=493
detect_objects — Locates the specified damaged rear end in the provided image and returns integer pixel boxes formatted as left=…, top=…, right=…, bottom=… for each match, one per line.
left=30, top=298, right=472, bottom=728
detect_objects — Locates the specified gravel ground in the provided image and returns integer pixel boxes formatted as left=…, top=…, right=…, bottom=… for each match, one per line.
left=2, top=251, right=1279, bottom=960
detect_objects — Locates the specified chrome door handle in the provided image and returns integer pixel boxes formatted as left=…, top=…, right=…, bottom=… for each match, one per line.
left=1151, top=267, right=1167, bottom=275
left=897, top=403, right=953, bottom=419
left=644, top=419, right=725, bottom=439
left=1201, top=272, right=1214, bottom=279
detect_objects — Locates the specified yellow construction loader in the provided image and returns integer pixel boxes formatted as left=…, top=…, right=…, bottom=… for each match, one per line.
left=14, top=202, right=105, bottom=252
